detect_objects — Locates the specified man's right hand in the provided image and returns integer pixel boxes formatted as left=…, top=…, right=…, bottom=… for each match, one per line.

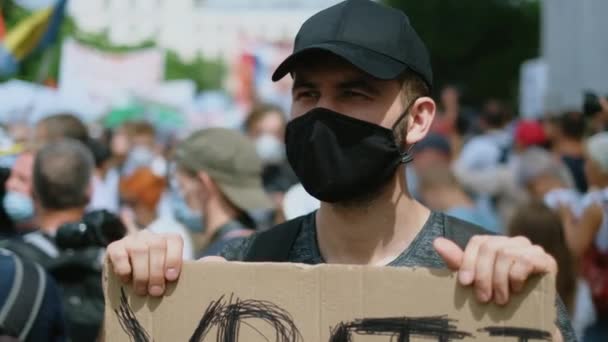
left=107, top=230, right=185, bottom=297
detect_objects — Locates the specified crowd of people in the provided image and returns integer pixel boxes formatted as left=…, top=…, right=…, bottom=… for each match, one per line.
left=0, top=0, right=607, bottom=341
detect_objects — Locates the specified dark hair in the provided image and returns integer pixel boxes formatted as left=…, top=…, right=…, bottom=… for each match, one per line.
left=558, top=111, right=585, bottom=140
left=33, top=139, right=94, bottom=210
left=37, top=113, right=89, bottom=144
left=508, top=201, right=576, bottom=313
left=244, top=103, right=286, bottom=134
left=480, top=99, right=507, bottom=129
left=88, top=138, right=112, bottom=168
left=128, top=121, right=156, bottom=138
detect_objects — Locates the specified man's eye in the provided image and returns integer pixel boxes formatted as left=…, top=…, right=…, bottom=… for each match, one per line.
left=343, top=91, right=367, bottom=98
left=295, top=91, right=319, bottom=100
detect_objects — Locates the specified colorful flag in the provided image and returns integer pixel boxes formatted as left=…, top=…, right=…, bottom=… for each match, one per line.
left=0, top=0, right=67, bottom=77
left=0, top=10, right=6, bottom=40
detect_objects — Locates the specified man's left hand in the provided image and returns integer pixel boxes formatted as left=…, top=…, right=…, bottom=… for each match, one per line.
left=433, top=236, right=557, bottom=305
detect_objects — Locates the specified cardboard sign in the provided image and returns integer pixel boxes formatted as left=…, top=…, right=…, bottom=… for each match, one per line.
left=103, top=262, right=556, bottom=341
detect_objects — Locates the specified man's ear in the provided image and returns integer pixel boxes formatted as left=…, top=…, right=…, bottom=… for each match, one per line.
left=405, top=97, right=436, bottom=146
left=197, top=171, right=218, bottom=199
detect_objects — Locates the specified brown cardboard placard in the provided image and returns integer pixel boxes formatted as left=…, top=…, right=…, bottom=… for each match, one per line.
left=103, top=261, right=555, bottom=341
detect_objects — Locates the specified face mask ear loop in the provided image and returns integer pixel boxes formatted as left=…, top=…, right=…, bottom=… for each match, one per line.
left=392, top=97, right=420, bottom=164
left=400, top=144, right=415, bottom=164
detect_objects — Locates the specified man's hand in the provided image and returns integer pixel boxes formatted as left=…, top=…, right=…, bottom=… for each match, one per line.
left=433, top=236, right=557, bottom=305
left=107, top=230, right=186, bottom=297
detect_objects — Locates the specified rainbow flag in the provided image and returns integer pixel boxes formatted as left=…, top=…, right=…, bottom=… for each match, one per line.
left=0, top=0, right=67, bottom=77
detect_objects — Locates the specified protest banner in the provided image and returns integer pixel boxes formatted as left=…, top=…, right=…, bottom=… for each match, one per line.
left=104, top=262, right=555, bottom=341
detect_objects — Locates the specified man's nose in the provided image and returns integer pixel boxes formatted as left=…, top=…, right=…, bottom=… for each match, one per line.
left=315, top=97, right=339, bottom=112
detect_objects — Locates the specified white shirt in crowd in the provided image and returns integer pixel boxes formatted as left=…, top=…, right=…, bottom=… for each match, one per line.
left=543, top=188, right=582, bottom=216
left=88, top=168, right=120, bottom=213
left=456, top=130, right=512, bottom=171
left=579, top=187, right=608, bottom=252
left=282, top=184, right=320, bottom=220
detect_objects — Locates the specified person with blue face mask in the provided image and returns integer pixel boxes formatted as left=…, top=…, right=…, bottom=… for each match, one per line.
left=2, top=152, right=36, bottom=235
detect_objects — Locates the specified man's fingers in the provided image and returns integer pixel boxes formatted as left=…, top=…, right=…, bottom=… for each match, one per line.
left=107, top=239, right=132, bottom=284
left=474, top=238, right=505, bottom=303
left=459, top=235, right=490, bottom=286
left=147, top=235, right=167, bottom=297
left=492, top=248, right=514, bottom=306
left=433, top=237, right=463, bottom=271
left=509, top=245, right=555, bottom=293
left=128, top=239, right=150, bottom=296
left=164, top=234, right=184, bottom=281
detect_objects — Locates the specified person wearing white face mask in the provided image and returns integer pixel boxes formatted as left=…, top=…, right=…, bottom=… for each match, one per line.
left=245, top=104, right=299, bottom=225
left=2, top=152, right=37, bottom=234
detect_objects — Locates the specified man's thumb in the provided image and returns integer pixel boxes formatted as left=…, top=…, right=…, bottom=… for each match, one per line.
left=433, top=237, right=464, bottom=270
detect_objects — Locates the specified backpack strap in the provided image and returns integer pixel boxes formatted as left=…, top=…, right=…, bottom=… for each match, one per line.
left=443, top=214, right=495, bottom=250
left=0, top=236, right=54, bottom=269
left=244, top=215, right=307, bottom=262
left=0, top=249, right=47, bottom=341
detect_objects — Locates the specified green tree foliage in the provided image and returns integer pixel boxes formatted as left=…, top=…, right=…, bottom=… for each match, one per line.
left=165, top=51, right=226, bottom=91
left=384, top=0, right=540, bottom=106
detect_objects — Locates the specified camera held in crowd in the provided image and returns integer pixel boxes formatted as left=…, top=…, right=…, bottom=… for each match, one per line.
left=583, top=91, right=608, bottom=117
left=56, top=210, right=127, bottom=250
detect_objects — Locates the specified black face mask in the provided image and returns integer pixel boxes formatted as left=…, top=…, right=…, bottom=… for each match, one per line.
left=285, top=104, right=415, bottom=203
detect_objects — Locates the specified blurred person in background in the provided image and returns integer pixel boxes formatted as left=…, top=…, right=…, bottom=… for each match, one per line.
left=4, top=122, right=30, bottom=154
left=516, top=147, right=579, bottom=213
left=0, top=139, right=104, bottom=342
left=0, top=248, right=67, bottom=342
left=454, top=118, right=549, bottom=226
left=560, top=132, right=608, bottom=342
left=513, top=119, right=549, bottom=152
left=87, top=138, right=120, bottom=213
left=173, top=128, right=274, bottom=257
left=120, top=167, right=193, bottom=260
left=2, top=152, right=37, bottom=235
left=418, top=166, right=500, bottom=232
left=128, top=121, right=157, bottom=150
left=109, top=124, right=132, bottom=171
left=407, top=133, right=452, bottom=200
left=456, top=98, right=511, bottom=171
left=244, top=103, right=298, bottom=222
left=0, top=167, right=13, bottom=238
left=508, top=201, right=576, bottom=314
left=430, top=85, right=475, bottom=156
left=583, top=93, right=608, bottom=134
left=31, top=113, right=124, bottom=215
left=546, top=111, right=588, bottom=193
left=119, top=121, right=167, bottom=180
left=33, top=113, right=88, bottom=147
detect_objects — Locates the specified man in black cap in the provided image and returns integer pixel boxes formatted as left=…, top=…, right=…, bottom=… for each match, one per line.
left=107, top=1, right=574, bottom=339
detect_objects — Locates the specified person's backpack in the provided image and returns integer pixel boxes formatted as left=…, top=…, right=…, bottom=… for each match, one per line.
left=0, top=249, right=47, bottom=341
left=582, top=245, right=608, bottom=315
left=0, top=234, right=104, bottom=342
left=244, top=214, right=488, bottom=262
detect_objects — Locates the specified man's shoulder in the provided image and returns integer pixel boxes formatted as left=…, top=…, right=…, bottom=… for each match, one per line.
left=441, top=213, right=495, bottom=249
left=220, top=214, right=311, bottom=262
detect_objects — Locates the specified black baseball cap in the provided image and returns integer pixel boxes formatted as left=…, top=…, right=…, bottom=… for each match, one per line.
left=272, top=0, right=433, bottom=88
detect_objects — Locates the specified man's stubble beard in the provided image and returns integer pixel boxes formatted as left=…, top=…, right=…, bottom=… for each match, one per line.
left=330, top=172, right=396, bottom=211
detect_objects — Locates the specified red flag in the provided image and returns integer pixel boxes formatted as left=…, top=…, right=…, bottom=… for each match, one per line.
left=0, top=10, right=6, bottom=40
